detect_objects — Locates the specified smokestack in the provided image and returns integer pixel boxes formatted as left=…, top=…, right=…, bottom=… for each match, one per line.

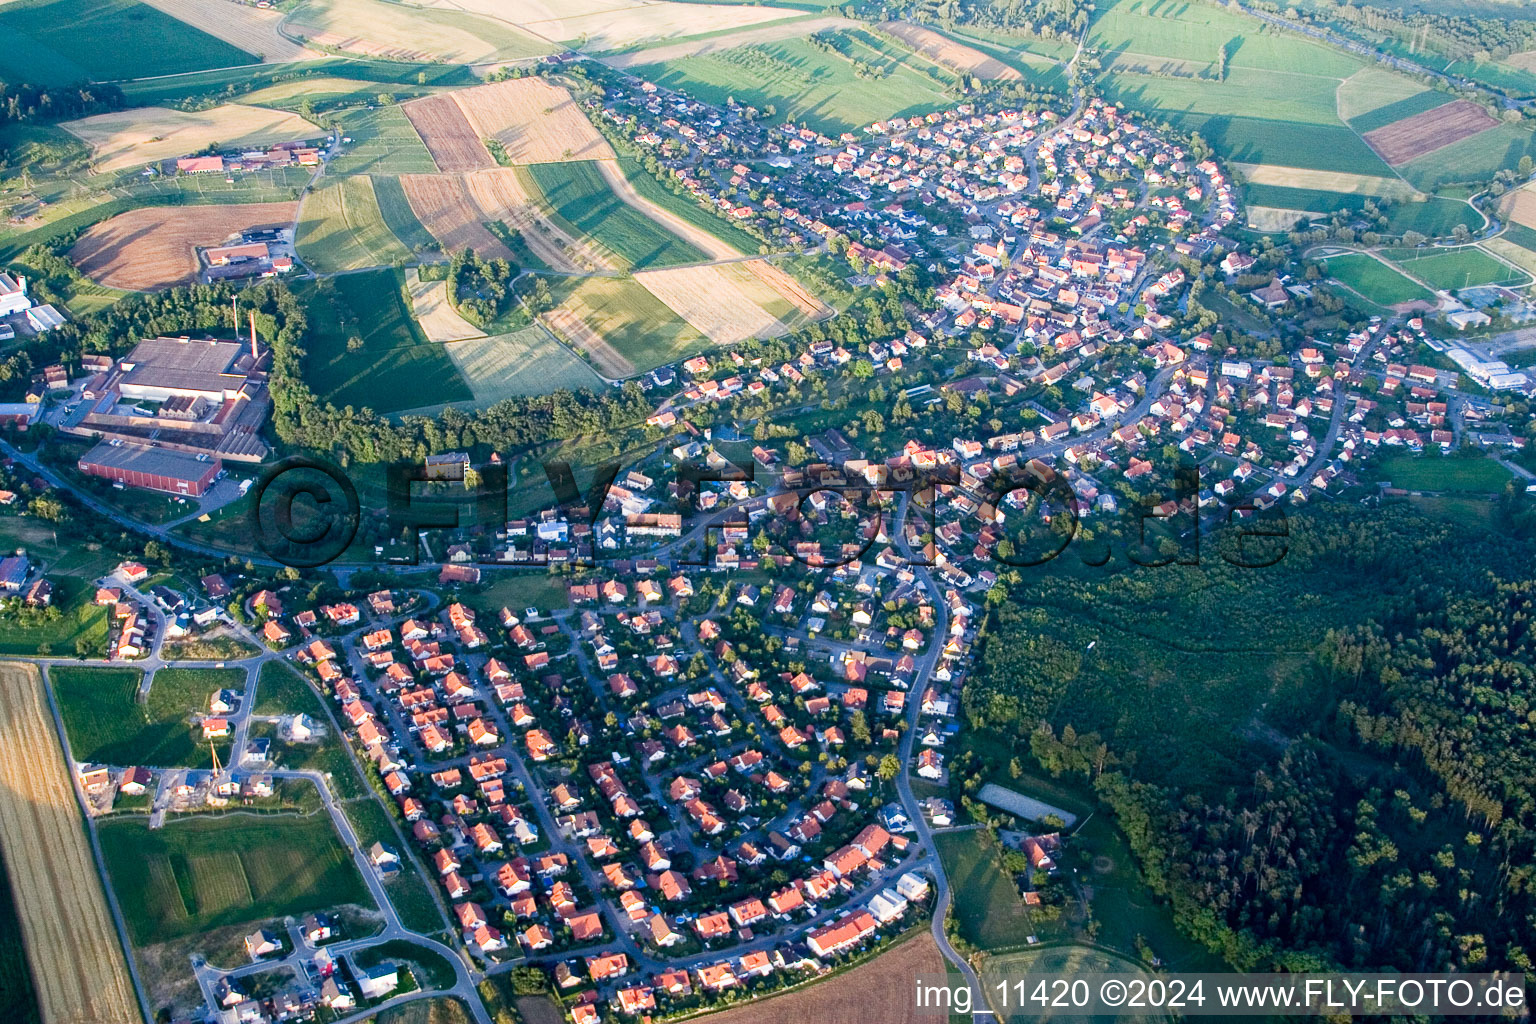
left=249, top=311, right=258, bottom=361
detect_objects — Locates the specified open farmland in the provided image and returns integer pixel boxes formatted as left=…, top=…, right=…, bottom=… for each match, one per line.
left=406, top=267, right=483, bottom=344
left=1233, top=163, right=1420, bottom=199
left=286, top=0, right=550, bottom=63
left=630, top=29, right=958, bottom=136
left=0, top=662, right=140, bottom=1024
left=326, top=105, right=438, bottom=177
left=695, top=931, right=945, bottom=1024
left=136, top=0, right=318, bottom=62
left=99, top=812, right=372, bottom=945
left=1335, top=66, right=1441, bottom=124
left=402, top=94, right=494, bottom=173
left=401, top=174, right=514, bottom=260
left=71, top=202, right=298, bottom=290
left=635, top=260, right=807, bottom=344
left=1319, top=252, right=1434, bottom=307
left=525, top=160, right=705, bottom=269
left=371, top=175, right=440, bottom=254
left=542, top=275, right=706, bottom=377
left=299, top=268, right=473, bottom=413
left=445, top=327, right=605, bottom=403
left=876, top=21, right=1020, bottom=80
left=592, top=158, right=739, bottom=261
left=296, top=177, right=410, bottom=273
left=1498, top=181, right=1536, bottom=230
left=463, top=168, right=611, bottom=273
left=601, top=15, right=858, bottom=69
left=745, top=257, right=834, bottom=319
left=452, top=78, right=614, bottom=165
left=1382, top=245, right=1531, bottom=291
left=1396, top=121, right=1536, bottom=190
left=446, top=0, right=808, bottom=53
left=1363, top=100, right=1500, bottom=166
left=0, top=0, right=256, bottom=84
left=62, top=103, right=317, bottom=174
left=981, top=946, right=1160, bottom=1023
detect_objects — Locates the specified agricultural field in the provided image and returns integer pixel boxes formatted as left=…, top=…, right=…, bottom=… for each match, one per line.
left=402, top=94, right=494, bottom=173
left=0, top=0, right=257, bottom=84
left=446, top=0, right=808, bottom=53
left=629, top=29, right=959, bottom=136
left=285, top=0, right=551, bottom=63
left=400, top=173, right=515, bottom=261
left=443, top=327, right=606, bottom=404
left=1362, top=99, right=1500, bottom=166
left=72, top=201, right=298, bottom=290
left=542, top=275, right=706, bottom=377
left=1374, top=453, right=1515, bottom=493
left=635, top=259, right=820, bottom=344
left=0, top=847, right=39, bottom=1024
left=1335, top=65, right=1443, bottom=124
left=697, top=931, right=946, bottom=1024
left=52, top=665, right=229, bottom=768
left=1233, top=164, right=1419, bottom=199
left=1396, top=121, right=1536, bottom=190
left=452, top=78, right=614, bottom=166
left=61, top=103, right=318, bottom=175
left=325, top=105, right=438, bottom=178
left=876, top=21, right=1020, bottom=80
left=298, top=268, right=473, bottom=413
left=1318, top=252, right=1434, bottom=307
left=1383, top=196, right=1484, bottom=238
left=406, top=267, right=483, bottom=344
left=600, top=15, right=856, bottom=69
left=98, top=812, right=372, bottom=945
left=0, top=662, right=139, bottom=1024
left=609, top=156, right=759, bottom=256
left=371, top=175, right=440, bottom=255
left=933, top=829, right=1038, bottom=950
left=135, top=0, right=317, bottom=62
left=1499, top=181, right=1536, bottom=230
left=1486, top=224, right=1536, bottom=277
left=1381, top=245, right=1531, bottom=291
left=524, top=160, right=705, bottom=270
left=296, top=177, right=410, bottom=273
left=463, top=167, right=611, bottom=273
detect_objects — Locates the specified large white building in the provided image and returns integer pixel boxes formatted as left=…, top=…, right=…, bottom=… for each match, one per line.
left=0, top=273, right=30, bottom=317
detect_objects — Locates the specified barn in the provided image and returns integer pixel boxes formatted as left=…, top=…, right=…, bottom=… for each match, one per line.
left=78, top=441, right=221, bottom=495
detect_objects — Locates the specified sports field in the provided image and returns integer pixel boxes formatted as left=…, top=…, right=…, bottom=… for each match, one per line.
left=1318, top=253, right=1433, bottom=307
left=0, top=0, right=257, bottom=83
left=1375, top=454, right=1514, bottom=494
left=444, top=327, right=606, bottom=403
left=99, top=812, right=372, bottom=945
left=286, top=0, right=550, bottom=63
left=299, top=268, right=473, bottom=413
left=542, top=275, right=707, bottom=377
left=325, top=105, right=438, bottom=177
left=296, top=176, right=412, bottom=273
left=0, top=662, right=139, bottom=1024
left=62, top=103, right=317, bottom=174
left=1381, top=246, right=1531, bottom=291
left=629, top=29, right=959, bottom=135
left=525, top=161, right=706, bottom=270
left=54, top=665, right=245, bottom=768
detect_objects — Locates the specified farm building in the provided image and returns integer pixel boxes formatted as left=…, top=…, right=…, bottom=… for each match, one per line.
left=78, top=441, right=222, bottom=496
left=64, top=336, right=271, bottom=461
left=0, top=402, right=38, bottom=428
left=0, top=273, right=31, bottom=316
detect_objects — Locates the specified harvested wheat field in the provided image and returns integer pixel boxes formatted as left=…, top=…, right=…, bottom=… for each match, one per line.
left=401, top=174, right=513, bottom=259
left=1363, top=100, right=1500, bottom=166
left=542, top=309, right=634, bottom=378
left=1246, top=206, right=1320, bottom=232
left=407, top=267, right=483, bottom=343
left=1232, top=163, right=1422, bottom=199
left=463, top=168, right=611, bottom=273
left=701, top=931, right=944, bottom=1024
left=445, top=0, right=805, bottom=53
left=592, top=158, right=739, bottom=260
left=72, top=202, right=299, bottom=290
left=1498, top=182, right=1536, bottom=231
left=636, top=261, right=789, bottom=345
left=0, top=662, right=140, bottom=1024
left=136, top=0, right=318, bottom=61
left=878, top=21, right=1020, bottom=80
left=743, top=258, right=833, bottom=319
left=453, top=78, right=613, bottom=165
left=287, top=0, right=550, bottom=62
left=62, top=104, right=317, bottom=174
left=402, top=94, right=494, bottom=173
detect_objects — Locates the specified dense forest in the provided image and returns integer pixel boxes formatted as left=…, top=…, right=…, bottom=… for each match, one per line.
left=0, top=81, right=124, bottom=128
left=905, top=0, right=1091, bottom=39
left=968, top=502, right=1536, bottom=975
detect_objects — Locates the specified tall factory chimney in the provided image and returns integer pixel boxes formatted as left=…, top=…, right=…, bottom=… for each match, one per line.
left=249, top=311, right=258, bottom=361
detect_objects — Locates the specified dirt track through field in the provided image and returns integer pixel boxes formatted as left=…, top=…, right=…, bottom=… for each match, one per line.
left=402, top=94, right=495, bottom=172
left=401, top=174, right=513, bottom=259
left=541, top=308, right=634, bottom=378
left=71, top=202, right=299, bottom=290
left=0, top=662, right=140, bottom=1024
left=592, top=158, right=740, bottom=260
left=744, top=258, right=833, bottom=319
left=453, top=78, right=613, bottom=164
left=135, top=0, right=319, bottom=61
left=463, top=168, right=612, bottom=273
left=1362, top=99, right=1499, bottom=166
left=878, top=21, right=1020, bottom=80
